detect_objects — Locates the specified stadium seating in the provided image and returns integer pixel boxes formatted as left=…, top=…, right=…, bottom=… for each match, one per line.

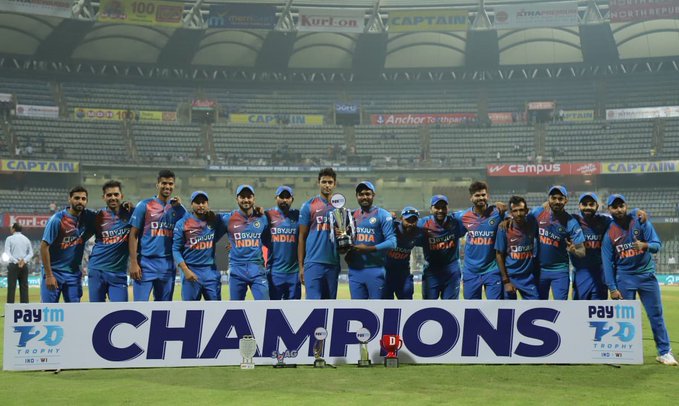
left=61, top=81, right=192, bottom=111
left=0, top=77, right=56, bottom=106
left=132, top=121, right=203, bottom=163
left=0, top=187, right=64, bottom=213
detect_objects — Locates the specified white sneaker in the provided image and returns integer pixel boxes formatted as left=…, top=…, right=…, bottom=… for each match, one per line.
left=656, top=352, right=678, bottom=366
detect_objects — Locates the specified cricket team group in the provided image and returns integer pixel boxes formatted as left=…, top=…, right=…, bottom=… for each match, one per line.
left=26, top=168, right=678, bottom=365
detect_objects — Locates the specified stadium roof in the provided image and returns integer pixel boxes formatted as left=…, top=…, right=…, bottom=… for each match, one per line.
left=1, top=0, right=679, bottom=71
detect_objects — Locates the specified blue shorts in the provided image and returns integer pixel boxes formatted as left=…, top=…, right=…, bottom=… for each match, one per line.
left=504, top=272, right=539, bottom=300
left=537, top=270, right=570, bottom=300
left=88, top=269, right=128, bottom=302
left=572, top=267, right=608, bottom=300
left=229, top=263, right=269, bottom=301
left=422, top=262, right=461, bottom=300
left=463, top=269, right=503, bottom=300
left=348, top=267, right=386, bottom=300
left=304, top=262, right=341, bottom=300
left=268, top=271, right=301, bottom=300
left=133, top=256, right=176, bottom=302
left=41, top=268, right=82, bottom=303
left=181, top=265, right=222, bottom=301
left=384, top=267, right=414, bottom=299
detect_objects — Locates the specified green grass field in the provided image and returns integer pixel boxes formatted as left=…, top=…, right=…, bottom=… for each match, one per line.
left=1, top=286, right=678, bottom=405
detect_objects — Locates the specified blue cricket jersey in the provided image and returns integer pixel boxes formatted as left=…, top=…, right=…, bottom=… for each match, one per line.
left=299, top=195, right=339, bottom=266
left=87, top=207, right=132, bottom=274
left=265, top=207, right=300, bottom=274
left=459, top=206, right=503, bottom=274
left=346, top=206, right=396, bottom=269
left=531, top=207, right=585, bottom=272
left=42, top=209, right=95, bottom=273
left=570, top=213, right=612, bottom=271
left=173, top=213, right=227, bottom=268
left=602, top=215, right=661, bottom=291
left=386, top=222, right=423, bottom=273
left=495, top=217, right=538, bottom=276
left=130, top=197, right=186, bottom=259
left=222, top=210, right=269, bottom=266
left=418, top=214, right=466, bottom=268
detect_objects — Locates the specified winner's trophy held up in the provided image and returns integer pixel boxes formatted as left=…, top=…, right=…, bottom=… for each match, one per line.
left=329, top=193, right=355, bottom=254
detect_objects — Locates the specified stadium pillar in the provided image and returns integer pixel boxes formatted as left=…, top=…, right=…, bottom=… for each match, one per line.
left=352, top=33, right=387, bottom=81
left=256, top=31, right=296, bottom=71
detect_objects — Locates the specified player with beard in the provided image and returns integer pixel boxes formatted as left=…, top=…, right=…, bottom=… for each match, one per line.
left=129, top=169, right=186, bottom=301
left=40, top=185, right=95, bottom=303
left=531, top=185, right=585, bottom=300
left=87, top=180, right=132, bottom=302
left=222, top=185, right=270, bottom=300
left=418, top=195, right=466, bottom=299
left=384, top=207, right=423, bottom=299
left=345, top=181, right=396, bottom=299
left=173, top=191, right=226, bottom=301
left=265, top=186, right=301, bottom=300
left=602, top=194, right=677, bottom=366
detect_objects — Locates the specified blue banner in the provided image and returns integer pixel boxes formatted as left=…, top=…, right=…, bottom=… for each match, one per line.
left=335, top=102, right=359, bottom=114
left=207, top=3, right=277, bottom=29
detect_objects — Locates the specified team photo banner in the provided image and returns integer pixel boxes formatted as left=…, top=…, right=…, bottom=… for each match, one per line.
left=600, top=160, right=679, bottom=175
left=606, top=106, right=679, bottom=120
left=15, top=104, right=59, bottom=119
left=207, top=3, right=277, bottom=29
left=388, top=9, right=468, bottom=32
left=371, top=113, right=476, bottom=126
left=0, top=0, right=73, bottom=18
left=297, top=7, right=365, bottom=33
left=0, top=159, right=79, bottom=173
left=487, top=162, right=600, bottom=177
left=230, top=114, right=324, bottom=125
left=609, top=0, right=679, bottom=22
left=3, top=300, right=642, bottom=370
left=98, top=0, right=183, bottom=27
left=493, top=1, right=579, bottom=29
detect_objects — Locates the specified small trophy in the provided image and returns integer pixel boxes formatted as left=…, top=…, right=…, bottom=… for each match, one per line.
left=239, top=335, right=257, bottom=370
left=313, top=327, right=328, bottom=368
left=329, top=193, right=355, bottom=253
left=356, top=327, right=371, bottom=368
left=272, top=349, right=297, bottom=368
left=380, top=334, right=403, bottom=368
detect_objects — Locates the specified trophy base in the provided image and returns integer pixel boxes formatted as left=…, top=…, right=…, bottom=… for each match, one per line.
left=240, top=363, right=255, bottom=370
left=273, top=363, right=297, bottom=369
left=384, top=357, right=399, bottom=368
left=357, top=359, right=372, bottom=368
left=314, top=359, right=327, bottom=368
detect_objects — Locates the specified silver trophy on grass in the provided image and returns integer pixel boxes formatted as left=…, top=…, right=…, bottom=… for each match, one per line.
left=356, top=328, right=371, bottom=367
left=313, top=327, right=328, bottom=368
left=239, top=335, right=257, bottom=369
left=329, top=193, right=355, bottom=253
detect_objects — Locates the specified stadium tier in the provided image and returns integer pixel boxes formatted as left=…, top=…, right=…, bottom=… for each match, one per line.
left=0, top=77, right=55, bottom=107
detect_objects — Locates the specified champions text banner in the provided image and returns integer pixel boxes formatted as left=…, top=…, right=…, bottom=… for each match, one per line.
left=4, top=300, right=642, bottom=370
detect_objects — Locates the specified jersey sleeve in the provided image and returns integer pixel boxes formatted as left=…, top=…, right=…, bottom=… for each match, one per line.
left=495, top=227, right=507, bottom=253
left=567, top=217, right=586, bottom=244
left=299, top=201, right=311, bottom=227
left=41, top=214, right=61, bottom=245
left=601, top=231, right=617, bottom=291
left=642, top=220, right=662, bottom=254
left=374, top=210, right=397, bottom=251
left=172, top=219, right=186, bottom=265
left=130, top=200, right=147, bottom=230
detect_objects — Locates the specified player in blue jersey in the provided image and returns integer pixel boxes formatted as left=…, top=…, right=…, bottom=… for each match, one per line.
left=298, top=168, right=341, bottom=299
left=531, top=185, right=585, bottom=300
left=345, top=181, right=396, bottom=299
left=418, top=195, right=466, bottom=300
left=40, top=185, right=95, bottom=303
left=384, top=207, right=422, bottom=299
left=459, top=181, right=505, bottom=300
left=222, top=184, right=270, bottom=300
left=495, top=196, right=539, bottom=300
left=265, top=185, right=301, bottom=300
left=87, top=180, right=132, bottom=302
left=602, top=194, right=677, bottom=366
left=173, top=191, right=226, bottom=301
left=128, top=169, right=186, bottom=301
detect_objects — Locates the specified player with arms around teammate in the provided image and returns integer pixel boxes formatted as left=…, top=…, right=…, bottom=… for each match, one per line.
left=87, top=180, right=132, bottom=302
left=495, top=196, right=539, bottom=300
left=345, top=181, right=396, bottom=299
left=602, top=194, right=677, bottom=366
left=265, top=186, right=301, bottom=300
left=384, top=207, right=423, bottom=299
left=298, top=168, right=341, bottom=299
left=223, top=185, right=270, bottom=300
left=128, top=169, right=186, bottom=301
left=40, top=186, right=95, bottom=303
left=459, top=181, right=506, bottom=300
left=531, top=185, right=585, bottom=300
left=173, top=191, right=226, bottom=301
left=418, top=195, right=466, bottom=300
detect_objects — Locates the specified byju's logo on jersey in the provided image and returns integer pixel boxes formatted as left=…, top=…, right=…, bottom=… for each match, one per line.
left=587, top=305, right=637, bottom=361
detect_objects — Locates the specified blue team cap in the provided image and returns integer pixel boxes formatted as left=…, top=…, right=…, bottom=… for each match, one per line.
left=430, top=194, right=449, bottom=206
left=190, top=190, right=209, bottom=202
left=548, top=185, right=567, bottom=196
left=276, top=185, right=294, bottom=197
left=606, top=194, right=627, bottom=206
left=401, top=206, right=420, bottom=220
left=356, top=181, right=376, bottom=193
left=236, top=184, right=255, bottom=196
left=578, top=192, right=599, bottom=204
